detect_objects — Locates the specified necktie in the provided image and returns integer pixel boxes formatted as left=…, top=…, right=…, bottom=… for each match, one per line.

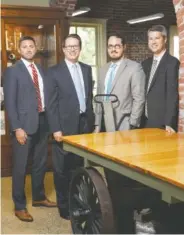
left=72, top=64, right=86, bottom=113
left=30, top=64, right=43, bottom=113
left=106, top=63, right=117, bottom=95
left=145, top=59, right=158, bottom=117
left=147, top=59, right=158, bottom=92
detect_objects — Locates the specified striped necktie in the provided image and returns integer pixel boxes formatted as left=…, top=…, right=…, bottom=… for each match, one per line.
left=147, top=59, right=158, bottom=92
left=30, top=64, right=43, bottom=113
left=145, top=59, right=158, bottom=117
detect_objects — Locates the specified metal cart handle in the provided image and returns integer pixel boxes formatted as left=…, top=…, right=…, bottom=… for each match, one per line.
left=94, top=94, right=119, bottom=104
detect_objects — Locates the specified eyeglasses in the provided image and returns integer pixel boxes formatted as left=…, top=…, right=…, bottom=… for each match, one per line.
left=107, top=44, right=123, bottom=50
left=64, top=45, right=80, bottom=50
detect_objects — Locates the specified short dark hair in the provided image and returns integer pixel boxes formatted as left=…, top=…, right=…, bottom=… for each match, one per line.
left=18, top=36, right=36, bottom=47
left=62, top=34, right=82, bottom=48
left=148, top=25, right=167, bottom=37
left=108, top=33, right=126, bottom=45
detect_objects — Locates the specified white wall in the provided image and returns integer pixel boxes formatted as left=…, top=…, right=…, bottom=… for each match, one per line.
left=1, top=0, right=49, bottom=7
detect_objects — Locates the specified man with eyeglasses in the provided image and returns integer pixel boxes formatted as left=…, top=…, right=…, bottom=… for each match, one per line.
left=94, top=33, right=146, bottom=233
left=95, top=33, right=145, bottom=132
left=46, top=34, right=95, bottom=219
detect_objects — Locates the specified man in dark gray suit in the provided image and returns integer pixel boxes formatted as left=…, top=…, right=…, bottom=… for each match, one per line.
left=46, top=34, right=95, bottom=219
left=141, top=25, right=180, bottom=132
left=3, top=36, right=56, bottom=222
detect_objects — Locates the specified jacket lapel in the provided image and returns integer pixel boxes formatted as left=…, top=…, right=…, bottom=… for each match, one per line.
left=79, top=62, right=88, bottom=100
left=17, top=60, right=35, bottom=89
left=147, top=51, right=168, bottom=93
left=111, top=59, right=127, bottom=93
left=144, top=58, right=153, bottom=90
left=36, top=64, right=44, bottom=80
left=101, top=63, right=111, bottom=93
left=61, top=61, right=80, bottom=102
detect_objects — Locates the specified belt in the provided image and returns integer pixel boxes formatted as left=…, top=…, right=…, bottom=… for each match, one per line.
left=39, top=111, right=45, bottom=116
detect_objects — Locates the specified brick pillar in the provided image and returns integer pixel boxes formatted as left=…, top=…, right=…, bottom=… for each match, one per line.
left=49, top=0, right=78, bottom=17
left=173, top=0, right=184, bottom=132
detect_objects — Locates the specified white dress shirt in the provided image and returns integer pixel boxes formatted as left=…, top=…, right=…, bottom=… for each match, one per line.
left=21, top=58, right=45, bottom=109
left=153, top=49, right=166, bottom=69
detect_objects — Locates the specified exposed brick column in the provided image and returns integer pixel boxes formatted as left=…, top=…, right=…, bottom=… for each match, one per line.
left=173, top=0, right=184, bottom=132
left=49, top=0, right=78, bottom=17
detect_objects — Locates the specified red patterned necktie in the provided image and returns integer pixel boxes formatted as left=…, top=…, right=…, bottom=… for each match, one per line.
left=30, top=63, right=43, bottom=112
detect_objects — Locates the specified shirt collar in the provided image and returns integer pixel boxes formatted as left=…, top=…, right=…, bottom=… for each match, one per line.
left=65, top=58, right=79, bottom=68
left=110, top=58, right=123, bottom=67
left=154, top=49, right=166, bottom=63
left=21, top=58, right=35, bottom=68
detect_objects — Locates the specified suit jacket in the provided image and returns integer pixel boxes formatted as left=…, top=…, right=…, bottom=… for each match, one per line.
left=3, top=60, right=47, bottom=135
left=142, top=51, right=180, bottom=131
left=95, top=58, right=146, bottom=130
left=46, top=60, right=95, bottom=135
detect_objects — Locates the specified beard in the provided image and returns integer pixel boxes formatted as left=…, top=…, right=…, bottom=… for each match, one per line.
left=109, top=51, right=123, bottom=62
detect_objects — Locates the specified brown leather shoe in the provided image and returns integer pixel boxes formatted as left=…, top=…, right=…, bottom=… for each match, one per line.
left=32, top=198, right=57, bottom=207
left=15, top=209, right=33, bottom=222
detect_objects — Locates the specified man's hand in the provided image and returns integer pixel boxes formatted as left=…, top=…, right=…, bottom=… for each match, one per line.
left=53, top=131, right=63, bottom=142
left=15, top=128, right=27, bottom=145
left=166, top=126, right=176, bottom=134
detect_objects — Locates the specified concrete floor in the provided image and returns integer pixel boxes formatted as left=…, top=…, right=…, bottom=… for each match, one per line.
left=1, top=172, right=72, bottom=234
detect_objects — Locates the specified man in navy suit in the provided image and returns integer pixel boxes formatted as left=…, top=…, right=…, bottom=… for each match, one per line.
left=141, top=25, right=180, bottom=132
left=3, top=36, right=56, bottom=222
left=46, top=34, right=95, bottom=219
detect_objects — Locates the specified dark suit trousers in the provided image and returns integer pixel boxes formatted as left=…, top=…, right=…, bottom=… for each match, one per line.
left=140, top=115, right=165, bottom=129
left=12, top=113, right=49, bottom=210
left=52, top=113, right=90, bottom=210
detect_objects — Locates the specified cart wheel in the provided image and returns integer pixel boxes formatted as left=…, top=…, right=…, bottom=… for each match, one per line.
left=69, top=167, right=116, bottom=234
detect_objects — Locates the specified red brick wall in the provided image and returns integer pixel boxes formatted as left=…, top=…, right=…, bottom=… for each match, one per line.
left=81, top=0, right=176, bottom=62
left=173, top=0, right=184, bottom=132
left=49, top=0, right=77, bottom=16
left=50, top=0, right=183, bottom=132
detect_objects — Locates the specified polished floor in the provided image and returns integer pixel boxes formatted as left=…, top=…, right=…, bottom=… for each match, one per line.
left=1, top=172, right=72, bottom=234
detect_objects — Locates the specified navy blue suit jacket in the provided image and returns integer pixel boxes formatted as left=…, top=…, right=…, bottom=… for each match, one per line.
left=3, top=60, right=47, bottom=135
left=46, top=60, right=95, bottom=135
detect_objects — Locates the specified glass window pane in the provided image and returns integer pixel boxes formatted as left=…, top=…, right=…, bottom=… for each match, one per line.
left=5, top=23, right=57, bottom=69
left=76, top=27, right=96, bottom=66
left=174, top=36, right=179, bottom=59
left=92, top=66, right=97, bottom=95
left=69, top=26, right=76, bottom=34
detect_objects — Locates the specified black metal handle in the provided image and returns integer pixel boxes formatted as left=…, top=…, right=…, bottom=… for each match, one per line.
left=94, top=94, right=118, bottom=104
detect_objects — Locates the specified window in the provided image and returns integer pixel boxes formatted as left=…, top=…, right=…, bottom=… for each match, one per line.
left=70, top=18, right=107, bottom=94
left=169, top=25, right=179, bottom=59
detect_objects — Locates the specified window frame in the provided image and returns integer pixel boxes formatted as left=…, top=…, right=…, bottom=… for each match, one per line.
left=70, top=17, right=107, bottom=93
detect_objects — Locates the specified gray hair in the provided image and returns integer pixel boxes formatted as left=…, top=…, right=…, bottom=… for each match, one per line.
left=148, top=25, right=167, bottom=37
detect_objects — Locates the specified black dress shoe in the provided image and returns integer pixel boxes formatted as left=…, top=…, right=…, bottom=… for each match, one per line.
left=59, top=207, right=70, bottom=220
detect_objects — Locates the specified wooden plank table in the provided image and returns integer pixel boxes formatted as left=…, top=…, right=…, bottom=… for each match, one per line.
left=62, top=128, right=184, bottom=204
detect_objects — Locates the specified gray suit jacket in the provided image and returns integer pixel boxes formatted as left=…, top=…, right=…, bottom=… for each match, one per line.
left=95, top=58, right=146, bottom=130
left=3, top=60, right=47, bottom=135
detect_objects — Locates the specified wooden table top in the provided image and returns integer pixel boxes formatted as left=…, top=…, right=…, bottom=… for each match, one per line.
left=62, top=129, right=184, bottom=190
